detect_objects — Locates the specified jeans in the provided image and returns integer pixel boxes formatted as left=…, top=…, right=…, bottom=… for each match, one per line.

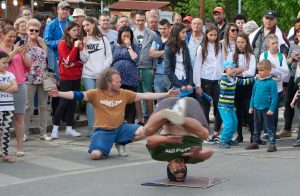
left=121, top=85, right=137, bottom=124
left=253, top=108, right=276, bottom=144
left=297, top=108, right=300, bottom=140
left=154, top=73, right=168, bottom=93
left=219, top=107, right=237, bottom=142
left=82, top=77, right=96, bottom=129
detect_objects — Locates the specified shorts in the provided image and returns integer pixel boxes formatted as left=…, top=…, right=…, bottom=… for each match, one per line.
left=137, top=68, right=154, bottom=93
left=13, top=83, right=27, bottom=113
left=88, top=123, right=140, bottom=157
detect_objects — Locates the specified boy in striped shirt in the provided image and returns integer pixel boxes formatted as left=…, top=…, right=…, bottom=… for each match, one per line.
left=218, top=60, right=254, bottom=148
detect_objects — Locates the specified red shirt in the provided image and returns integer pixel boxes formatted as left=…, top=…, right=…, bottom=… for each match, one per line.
left=58, top=40, right=83, bottom=80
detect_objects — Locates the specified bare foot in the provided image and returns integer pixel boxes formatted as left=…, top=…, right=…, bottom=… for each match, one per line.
left=3, top=156, right=15, bottom=163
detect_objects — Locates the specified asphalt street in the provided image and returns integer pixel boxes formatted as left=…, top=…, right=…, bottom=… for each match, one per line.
left=1, top=122, right=300, bottom=196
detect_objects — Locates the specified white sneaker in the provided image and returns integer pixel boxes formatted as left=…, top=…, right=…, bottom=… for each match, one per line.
left=66, top=129, right=81, bottom=137
left=115, top=143, right=128, bottom=157
left=23, top=134, right=29, bottom=142
left=51, top=130, right=58, bottom=139
left=160, top=99, right=186, bottom=125
left=40, top=134, right=53, bottom=141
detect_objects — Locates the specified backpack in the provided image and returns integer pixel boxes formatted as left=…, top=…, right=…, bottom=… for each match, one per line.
left=263, top=51, right=283, bottom=67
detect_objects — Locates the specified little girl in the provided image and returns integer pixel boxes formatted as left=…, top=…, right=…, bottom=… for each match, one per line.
left=0, top=51, right=18, bottom=163
left=218, top=60, right=254, bottom=148
left=193, top=24, right=224, bottom=143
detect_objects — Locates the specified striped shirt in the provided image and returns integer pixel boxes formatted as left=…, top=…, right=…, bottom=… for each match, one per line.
left=218, top=73, right=255, bottom=108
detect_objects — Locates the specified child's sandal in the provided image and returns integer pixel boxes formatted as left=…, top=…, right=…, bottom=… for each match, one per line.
left=16, top=151, right=25, bottom=157
left=3, top=156, right=15, bottom=163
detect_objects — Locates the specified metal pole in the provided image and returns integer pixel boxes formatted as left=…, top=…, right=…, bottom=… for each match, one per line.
left=101, top=0, right=103, bottom=13
left=31, top=0, right=34, bottom=13
left=238, top=0, right=242, bottom=14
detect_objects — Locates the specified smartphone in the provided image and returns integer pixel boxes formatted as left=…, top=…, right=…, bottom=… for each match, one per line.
left=19, top=39, right=25, bottom=46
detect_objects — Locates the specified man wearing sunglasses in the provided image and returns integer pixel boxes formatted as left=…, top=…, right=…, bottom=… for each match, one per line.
left=143, top=97, right=213, bottom=182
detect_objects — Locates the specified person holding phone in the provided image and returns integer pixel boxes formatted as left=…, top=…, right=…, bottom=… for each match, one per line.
left=14, top=17, right=28, bottom=44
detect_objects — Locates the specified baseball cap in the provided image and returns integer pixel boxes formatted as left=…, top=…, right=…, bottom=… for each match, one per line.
left=183, top=16, right=193, bottom=23
left=72, top=8, right=85, bottom=17
left=58, top=1, right=71, bottom=8
left=223, top=60, right=237, bottom=70
left=264, top=10, right=276, bottom=19
left=167, top=164, right=187, bottom=182
left=213, top=7, right=224, bottom=14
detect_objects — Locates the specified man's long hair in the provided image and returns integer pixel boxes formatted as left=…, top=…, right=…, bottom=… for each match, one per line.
left=97, top=68, right=120, bottom=90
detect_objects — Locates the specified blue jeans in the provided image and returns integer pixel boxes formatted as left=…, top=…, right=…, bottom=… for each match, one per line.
left=297, top=108, right=300, bottom=140
left=218, top=107, right=237, bottom=142
left=253, top=108, right=276, bottom=144
left=154, top=74, right=168, bottom=93
left=82, top=77, right=96, bottom=129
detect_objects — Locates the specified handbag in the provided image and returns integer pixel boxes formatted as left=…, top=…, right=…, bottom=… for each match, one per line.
left=42, top=71, right=57, bottom=91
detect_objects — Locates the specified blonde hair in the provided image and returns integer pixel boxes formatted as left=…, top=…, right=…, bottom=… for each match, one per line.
left=14, top=17, right=27, bottom=31
left=266, top=34, right=278, bottom=46
left=26, top=18, right=41, bottom=29
left=257, top=59, right=272, bottom=71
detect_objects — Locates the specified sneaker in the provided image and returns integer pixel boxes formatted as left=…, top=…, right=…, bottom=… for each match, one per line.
left=234, top=136, right=243, bottom=143
left=34, top=109, right=39, bottom=115
left=293, top=140, right=300, bottom=147
left=267, top=144, right=277, bottom=152
left=66, top=129, right=81, bottom=137
left=277, top=130, right=292, bottom=138
left=115, top=143, right=128, bottom=156
left=245, top=142, right=259, bottom=150
left=262, top=134, right=268, bottom=140
left=207, top=135, right=220, bottom=144
left=219, top=141, right=230, bottom=149
left=23, top=134, right=29, bottom=142
left=160, top=99, right=186, bottom=125
left=40, top=134, right=52, bottom=141
left=51, top=130, right=58, bottom=139
left=228, top=140, right=239, bottom=146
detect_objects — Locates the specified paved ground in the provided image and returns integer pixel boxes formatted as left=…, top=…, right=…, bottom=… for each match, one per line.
left=0, top=108, right=299, bottom=196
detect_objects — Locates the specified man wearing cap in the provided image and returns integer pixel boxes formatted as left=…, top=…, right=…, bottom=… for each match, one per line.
left=43, top=1, right=70, bottom=115
left=98, top=12, right=118, bottom=46
left=185, top=18, right=204, bottom=68
left=202, top=17, right=213, bottom=33
left=144, top=97, right=213, bottom=182
left=213, top=7, right=227, bottom=40
left=249, top=10, right=289, bottom=62
left=183, top=16, right=193, bottom=34
left=72, top=8, right=85, bottom=27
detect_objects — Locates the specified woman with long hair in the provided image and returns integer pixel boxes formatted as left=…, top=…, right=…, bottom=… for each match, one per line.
left=227, top=32, right=256, bottom=143
left=164, top=22, right=193, bottom=91
left=50, top=21, right=83, bottom=139
left=220, top=23, right=239, bottom=60
left=80, top=17, right=112, bottom=131
left=0, top=25, right=31, bottom=156
left=193, top=24, right=224, bottom=143
left=24, top=18, right=51, bottom=141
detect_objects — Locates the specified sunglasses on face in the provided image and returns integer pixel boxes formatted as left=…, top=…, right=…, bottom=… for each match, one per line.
left=29, top=29, right=40, bottom=33
left=230, top=29, right=239, bottom=33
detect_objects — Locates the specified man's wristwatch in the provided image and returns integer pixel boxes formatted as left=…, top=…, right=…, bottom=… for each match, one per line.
left=127, top=46, right=132, bottom=49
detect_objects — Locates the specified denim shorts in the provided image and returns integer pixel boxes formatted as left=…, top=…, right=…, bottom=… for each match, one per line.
left=88, top=123, right=140, bottom=157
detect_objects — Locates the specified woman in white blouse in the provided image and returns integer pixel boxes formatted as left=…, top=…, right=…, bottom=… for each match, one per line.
left=193, top=25, right=224, bottom=141
left=227, top=32, right=256, bottom=143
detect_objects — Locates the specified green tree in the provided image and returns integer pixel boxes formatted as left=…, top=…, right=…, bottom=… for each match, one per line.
left=242, top=0, right=300, bottom=32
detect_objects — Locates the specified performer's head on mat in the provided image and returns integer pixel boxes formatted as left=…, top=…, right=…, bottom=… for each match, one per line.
left=167, top=158, right=187, bottom=182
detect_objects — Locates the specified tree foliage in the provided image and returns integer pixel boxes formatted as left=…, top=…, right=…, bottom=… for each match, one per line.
left=173, top=0, right=300, bottom=32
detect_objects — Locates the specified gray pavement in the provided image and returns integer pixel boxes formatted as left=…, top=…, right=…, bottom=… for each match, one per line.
left=1, top=109, right=300, bottom=196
